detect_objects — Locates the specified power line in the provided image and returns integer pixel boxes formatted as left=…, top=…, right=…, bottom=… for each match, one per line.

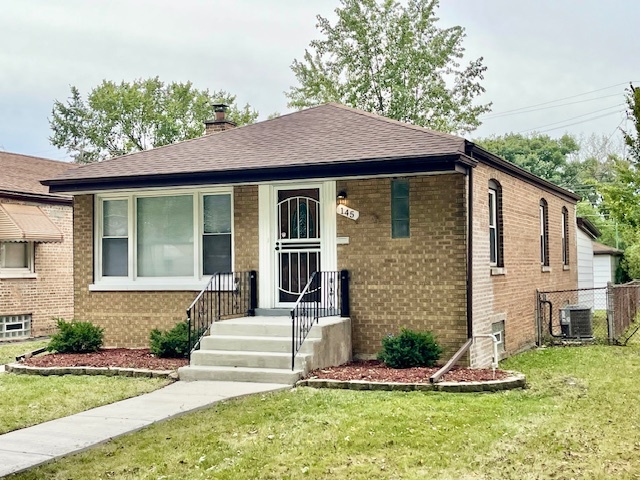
left=483, top=93, right=622, bottom=120
left=518, top=104, right=626, bottom=133
left=481, top=81, right=634, bottom=118
left=534, top=110, right=624, bottom=135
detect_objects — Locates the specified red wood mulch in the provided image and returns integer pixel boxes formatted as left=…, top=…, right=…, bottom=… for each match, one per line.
left=307, top=360, right=509, bottom=383
left=21, top=352, right=507, bottom=382
left=22, top=348, right=188, bottom=370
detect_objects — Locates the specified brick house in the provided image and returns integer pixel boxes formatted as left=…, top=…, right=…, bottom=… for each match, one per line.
left=0, top=152, right=75, bottom=339
left=43, top=104, right=579, bottom=376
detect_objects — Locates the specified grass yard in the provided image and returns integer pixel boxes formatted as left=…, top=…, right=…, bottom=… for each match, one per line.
left=1, top=337, right=170, bottom=434
left=0, top=375, right=170, bottom=435
left=0, top=338, right=50, bottom=365
left=8, top=341, right=640, bottom=479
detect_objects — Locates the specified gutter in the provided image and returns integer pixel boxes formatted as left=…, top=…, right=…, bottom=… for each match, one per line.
left=43, top=153, right=477, bottom=194
left=0, top=189, right=72, bottom=205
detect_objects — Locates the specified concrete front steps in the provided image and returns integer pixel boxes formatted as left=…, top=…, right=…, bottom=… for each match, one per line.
left=178, top=316, right=351, bottom=385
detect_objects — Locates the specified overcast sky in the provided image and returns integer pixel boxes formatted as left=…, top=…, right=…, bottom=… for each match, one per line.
left=1, top=0, right=637, bottom=161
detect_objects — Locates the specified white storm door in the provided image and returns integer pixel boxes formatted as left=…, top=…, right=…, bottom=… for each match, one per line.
left=274, top=187, right=322, bottom=306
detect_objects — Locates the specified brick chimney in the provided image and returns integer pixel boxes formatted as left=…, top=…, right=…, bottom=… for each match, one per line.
left=204, top=103, right=237, bottom=134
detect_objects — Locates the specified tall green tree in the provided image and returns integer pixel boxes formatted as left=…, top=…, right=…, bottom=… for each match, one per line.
left=597, top=85, right=640, bottom=277
left=600, top=86, right=640, bottom=229
left=50, top=77, right=258, bottom=163
left=287, top=0, right=491, bottom=134
left=476, top=133, right=580, bottom=189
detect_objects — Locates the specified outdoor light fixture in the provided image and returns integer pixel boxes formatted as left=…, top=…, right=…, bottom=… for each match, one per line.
left=337, top=191, right=347, bottom=205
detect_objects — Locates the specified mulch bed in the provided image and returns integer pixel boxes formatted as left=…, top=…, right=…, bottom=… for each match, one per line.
left=22, top=348, right=188, bottom=371
left=20, top=353, right=506, bottom=382
left=307, top=360, right=509, bottom=383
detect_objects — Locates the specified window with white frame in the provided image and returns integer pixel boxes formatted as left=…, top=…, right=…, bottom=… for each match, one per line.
left=203, top=194, right=232, bottom=274
left=97, top=190, right=233, bottom=286
left=492, top=320, right=505, bottom=353
left=488, top=180, right=503, bottom=267
left=0, top=241, right=34, bottom=275
left=540, top=199, right=549, bottom=266
left=102, top=199, right=128, bottom=276
left=561, top=207, right=569, bottom=266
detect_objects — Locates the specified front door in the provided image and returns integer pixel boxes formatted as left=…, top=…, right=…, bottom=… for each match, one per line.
left=275, top=187, right=321, bottom=306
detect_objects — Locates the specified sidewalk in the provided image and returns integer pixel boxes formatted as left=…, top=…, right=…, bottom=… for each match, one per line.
left=0, top=380, right=289, bottom=477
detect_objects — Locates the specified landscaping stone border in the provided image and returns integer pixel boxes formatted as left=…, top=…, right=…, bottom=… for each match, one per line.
left=297, top=372, right=526, bottom=393
left=5, top=363, right=177, bottom=379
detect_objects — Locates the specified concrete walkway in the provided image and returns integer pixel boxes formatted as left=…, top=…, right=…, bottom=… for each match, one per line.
left=0, top=380, right=289, bottom=477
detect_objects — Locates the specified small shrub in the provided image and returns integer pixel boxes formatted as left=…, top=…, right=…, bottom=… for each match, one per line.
left=149, top=321, right=189, bottom=358
left=378, top=328, right=442, bottom=368
left=47, top=319, right=104, bottom=354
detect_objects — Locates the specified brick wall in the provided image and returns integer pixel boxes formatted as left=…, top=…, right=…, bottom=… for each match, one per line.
left=336, top=175, right=468, bottom=359
left=73, top=187, right=259, bottom=347
left=0, top=197, right=73, bottom=337
left=471, top=163, right=578, bottom=366
left=233, top=185, right=259, bottom=272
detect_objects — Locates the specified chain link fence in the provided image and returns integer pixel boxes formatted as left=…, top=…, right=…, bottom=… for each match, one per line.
left=537, top=281, right=640, bottom=345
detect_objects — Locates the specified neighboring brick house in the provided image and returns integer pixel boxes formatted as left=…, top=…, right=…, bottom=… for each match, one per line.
left=0, top=152, right=75, bottom=339
left=43, top=104, right=579, bottom=366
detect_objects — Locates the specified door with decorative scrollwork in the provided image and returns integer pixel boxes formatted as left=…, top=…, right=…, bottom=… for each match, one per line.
left=275, top=188, right=321, bottom=305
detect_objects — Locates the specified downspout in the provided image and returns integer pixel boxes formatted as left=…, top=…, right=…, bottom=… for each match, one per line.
left=467, top=166, right=473, bottom=339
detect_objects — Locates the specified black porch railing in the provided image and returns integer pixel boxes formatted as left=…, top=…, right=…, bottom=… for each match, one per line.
left=291, top=270, right=350, bottom=370
left=187, top=270, right=257, bottom=355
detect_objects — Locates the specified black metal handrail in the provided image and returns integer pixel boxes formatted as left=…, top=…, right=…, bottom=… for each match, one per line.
left=187, top=270, right=257, bottom=355
left=290, top=270, right=350, bottom=370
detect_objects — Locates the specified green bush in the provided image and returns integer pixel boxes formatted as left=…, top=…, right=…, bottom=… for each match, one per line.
left=149, top=321, right=189, bottom=358
left=378, top=328, right=442, bottom=368
left=47, top=319, right=104, bottom=354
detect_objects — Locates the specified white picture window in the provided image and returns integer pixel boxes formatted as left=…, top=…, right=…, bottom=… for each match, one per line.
left=96, top=189, right=233, bottom=288
left=137, top=195, right=194, bottom=277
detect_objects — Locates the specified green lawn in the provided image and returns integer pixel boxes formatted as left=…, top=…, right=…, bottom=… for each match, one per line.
left=0, top=338, right=50, bottom=365
left=0, top=338, right=170, bottom=435
left=8, top=342, right=640, bottom=479
left=0, top=375, right=170, bottom=435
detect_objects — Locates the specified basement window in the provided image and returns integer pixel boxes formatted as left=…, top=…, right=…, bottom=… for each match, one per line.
left=492, top=320, right=505, bottom=353
left=0, top=314, right=31, bottom=340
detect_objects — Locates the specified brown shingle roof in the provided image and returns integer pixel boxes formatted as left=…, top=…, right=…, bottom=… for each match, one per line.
left=0, top=151, right=75, bottom=197
left=46, top=103, right=467, bottom=183
left=592, top=241, right=623, bottom=256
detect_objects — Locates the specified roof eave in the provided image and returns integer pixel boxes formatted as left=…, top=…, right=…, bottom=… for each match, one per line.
left=470, top=145, right=581, bottom=203
left=0, top=189, right=72, bottom=205
left=45, top=154, right=474, bottom=194
left=577, top=217, right=601, bottom=239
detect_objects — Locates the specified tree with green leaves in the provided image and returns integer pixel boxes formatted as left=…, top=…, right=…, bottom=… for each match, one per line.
left=597, top=85, right=640, bottom=277
left=476, top=133, right=580, bottom=189
left=600, top=86, right=640, bottom=229
left=50, top=77, right=258, bottom=163
left=287, top=0, right=491, bottom=134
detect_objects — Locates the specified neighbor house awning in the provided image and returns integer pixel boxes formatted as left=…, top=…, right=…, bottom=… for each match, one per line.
left=0, top=203, right=63, bottom=242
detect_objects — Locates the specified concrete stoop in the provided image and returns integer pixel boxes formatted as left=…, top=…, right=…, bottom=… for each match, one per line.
left=178, top=316, right=352, bottom=385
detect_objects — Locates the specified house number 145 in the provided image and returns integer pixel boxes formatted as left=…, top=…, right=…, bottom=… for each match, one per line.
left=336, top=205, right=360, bottom=221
